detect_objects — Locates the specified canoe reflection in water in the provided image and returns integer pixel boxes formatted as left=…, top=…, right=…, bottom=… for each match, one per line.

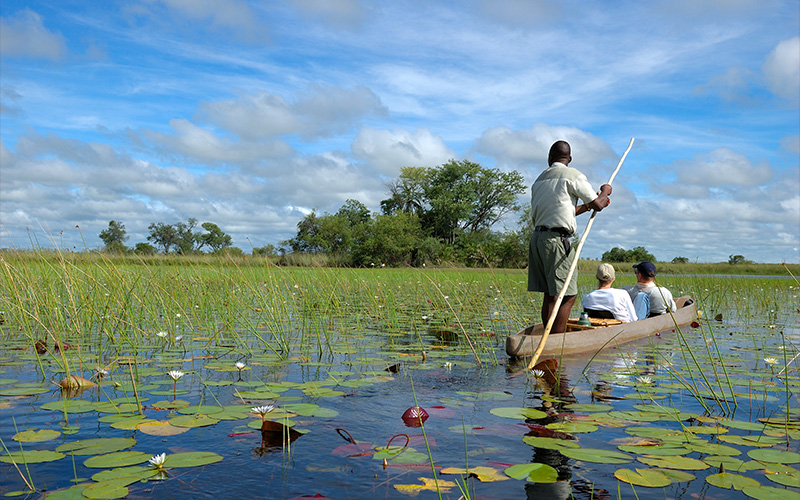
left=524, top=359, right=611, bottom=500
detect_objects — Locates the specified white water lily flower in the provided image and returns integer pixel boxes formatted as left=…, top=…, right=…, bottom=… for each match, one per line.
left=636, top=376, right=653, bottom=384
left=156, top=331, right=168, bottom=338
left=532, top=369, right=545, bottom=379
left=443, top=362, right=453, bottom=370
left=174, top=335, right=183, bottom=342
left=763, top=357, right=777, bottom=365
left=149, top=453, right=167, bottom=468
left=251, top=405, right=274, bottom=416
left=167, top=370, right=184, bottom=381
left=235, top=361, right=246, bottom=370
left=96, top=367, right=108, bottom=376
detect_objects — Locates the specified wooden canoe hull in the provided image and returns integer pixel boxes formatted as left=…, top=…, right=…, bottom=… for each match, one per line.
left=505, top=296, right=697, bottom=358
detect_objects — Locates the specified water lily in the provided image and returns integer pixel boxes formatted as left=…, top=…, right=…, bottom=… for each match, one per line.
left=149, top=453, right=167, bottom=468
left=235, top=361, right=246, bottom=370
left=532, top=369, right=545, bottom=379
left=443, top=362, right=453, bottom=370
left=175, top=335, right=183, bottom=342
left=252, top=404, right=275, bottom=421
left=156, top=331, right=168, bottom=338
left=763, top=357, right=777, bottom=365
left=636, top=376, right=653, bottom=385
left=96, top=367, right=108, bottom=376
left=167, top=370, right=184, bottom=381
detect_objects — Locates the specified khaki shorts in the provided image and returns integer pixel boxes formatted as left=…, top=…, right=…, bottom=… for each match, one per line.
left=528, top=231, right=577, bottom=296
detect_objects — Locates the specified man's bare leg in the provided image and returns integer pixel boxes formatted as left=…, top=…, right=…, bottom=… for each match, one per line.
left=542, top=293, right=577, bottom=333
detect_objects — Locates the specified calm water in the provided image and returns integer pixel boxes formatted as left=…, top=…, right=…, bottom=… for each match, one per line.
left=0, top=311, right=798, bottom=500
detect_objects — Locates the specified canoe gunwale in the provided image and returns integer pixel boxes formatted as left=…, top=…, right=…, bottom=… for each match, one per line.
left=505, top=296, right=697, bottom=358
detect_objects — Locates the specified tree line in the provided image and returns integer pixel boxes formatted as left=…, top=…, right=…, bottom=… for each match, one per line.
left=98, top=158, right=721, bottom=267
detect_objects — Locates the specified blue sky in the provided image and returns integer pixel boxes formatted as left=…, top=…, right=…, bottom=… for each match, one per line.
left=1, top=0, right=798, bottom=263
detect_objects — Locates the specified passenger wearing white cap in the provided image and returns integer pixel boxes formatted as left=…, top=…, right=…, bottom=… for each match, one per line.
left=581, top=263, right=638, bottom=323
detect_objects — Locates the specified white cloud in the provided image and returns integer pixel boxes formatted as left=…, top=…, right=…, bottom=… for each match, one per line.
left=143, top=119, right=294, bottom=164
left=671, top=148, right=773, bottom=188
left=351, top=127, right=455, bottom=175
left=198, top=85, right=387, bottom=140
left=762, top=36, right=800, bottom=106
left=0, top=9, right=67, bottom=60
left=781, top=134, right=800, bottom=154
left=473, top=124, right=616, bottom=174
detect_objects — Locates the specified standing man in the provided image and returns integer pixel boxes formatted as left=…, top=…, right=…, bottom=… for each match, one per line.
left=529, top=140, right=612, bottom=333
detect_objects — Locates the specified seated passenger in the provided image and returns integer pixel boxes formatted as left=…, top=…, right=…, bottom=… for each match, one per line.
left=625, top=261, right=676, bottom=318
left=582, top=263, right=638, bottom=322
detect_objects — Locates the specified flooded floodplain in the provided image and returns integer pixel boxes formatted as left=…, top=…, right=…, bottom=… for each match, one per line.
left=0, top=256, right=798, bottom=499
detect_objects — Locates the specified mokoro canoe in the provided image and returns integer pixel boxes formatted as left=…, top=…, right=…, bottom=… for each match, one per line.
left=506, top=296, right=697, bottom=358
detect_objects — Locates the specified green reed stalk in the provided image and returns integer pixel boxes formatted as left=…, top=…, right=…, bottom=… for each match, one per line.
left=409, top=376, right=443, bottom=500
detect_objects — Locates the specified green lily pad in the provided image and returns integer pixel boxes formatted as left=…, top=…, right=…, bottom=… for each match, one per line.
left=705, top=472, right=761, bottom=490
left=614, top=468, right=672, bottom=487
left=607, top=411, right=661, bottom=422
left=565, top=403, right=613, bottom=412
left=489, top=407, right=547, bottom=420
left=545, top=422, right=598, bottom=433
left=13, top=429, right=61, bottom=442
left=91, top=466, right=159, bottom=482
left=40, top=400, right=96, bottom=413
left=653, top=468, right=695, bottom=482
left=719, top=435, right=784, bottom=447
left=169, top=414, right=220, bottom=428
left=83, top=451, right=152, bottom=468
left=56, top=438, right=136, bottom=456
left=0, top=449, right=66, bottom=464
left=748, top=449, right=800, bottom=464
left=741, top=484, right=800, bottom=500
left=522, top=436, right=580, bottom=451
left=765, top=470, right=800, bottom=488
left=703, top=456, right=763, bottom=472
left=637, top=455, right=709, bottom=470
left=560, top=448, right=633, bottom=464
left=177, top=405, right=224, bottom=415
left=504, top=462, right=558, bottom=482
left=685, top=442, right=741, bottom=456
left=0, top=385, right=50, bottom=396
left=719, top=420, right=768, bottom=431
left=82, top=477, right=137, bottom=500
left=165, top=451, right=223, bottom=468
left=617, top=445, right=689, bottom=456
left=151, top=399, right=190, bottom=410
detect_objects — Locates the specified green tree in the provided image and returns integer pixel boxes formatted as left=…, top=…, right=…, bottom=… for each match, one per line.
left=133, top=242, right=157, bottom=255
left=253, top=244, right=279, bottom=257
left=672, top=256, right=689, bottom=264
left=601, top=246, right=656, bottom=263
left=147, top=222, right=179, bottom=253
left=728, top=254, right=750, bottom=265
left=197, top=222, right=232, bottom=252
left=629, top=246, right=656, bottom=262
left=351, top=212, right=423, bottom=266
left=99, top=220, right=128, bottom=253
left=174, top=218, right=200, bottom=254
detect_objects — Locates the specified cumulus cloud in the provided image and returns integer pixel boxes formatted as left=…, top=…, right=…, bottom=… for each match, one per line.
left=198, top=85, right=387, bottom=140
left=289, top=0, right=367, bottom=29
left=671, top=148, right=773, bottom=188
left=0, top=9, right=67, bottom=60
left=142, top=119, right=294, bottom=165
left=473, top=123, right=616, bottom=174
left=762, top=36, right=800, bottom=106
left=351, top=127, right=455, bottom=175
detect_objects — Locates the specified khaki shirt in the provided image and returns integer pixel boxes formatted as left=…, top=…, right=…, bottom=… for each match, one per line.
left=530, top=162, right=597, bottom=234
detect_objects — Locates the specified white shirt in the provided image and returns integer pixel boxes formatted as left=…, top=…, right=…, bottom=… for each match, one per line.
left=530, top=162, right=598, bottom=235
left=582, top=288, right=638, bottom=322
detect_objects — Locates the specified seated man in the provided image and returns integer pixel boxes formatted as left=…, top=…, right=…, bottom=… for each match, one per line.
left=582, top=263, right=638, bottom=322
left=625, top=261, right=676, bottom=318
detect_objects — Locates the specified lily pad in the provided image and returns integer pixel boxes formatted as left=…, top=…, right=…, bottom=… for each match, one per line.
left=560, top=448, right=633, bottom=464
left=503, top=463, right=558, bottom=483
left=176, top=404, right=224, bottom=415
left=13, top=429, right=61, bottom=442
left=565, top=403, right=613, bottom=412
left=765, top=470, right=800, bottom=488
left=57, top=438, right=136, bottom=456
left=741, top=484, right=800, bottom=500
left=545, top=422, right=598, bottom=433
left=0, top=450, right=65, bottom=464
left=40, top=400, right=96, bottom=413
left=522, top=436, right=580, bottom=451
left=706, top=472, right=761, bottom=490
left=169, top=414, right=220, bottom=428
left=614, top=468, right=672, bottom=487
left=637, top=455, right=709, bottom=470
left=82, top=477, right=138, bottom=500
left=165, top=451, right=223, bottom=468
left=747, top=449, right=800, bottom=464
left=84, top=451, right=152, bottom=468
left=91, top=466, right=159, bottom=482
left=137, top=420, right=191, bottom=436
left=490, top=407, right=547, bottom=420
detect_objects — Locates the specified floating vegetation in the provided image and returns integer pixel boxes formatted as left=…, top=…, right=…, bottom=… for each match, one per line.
left=0, top=254, right=798, bottom=498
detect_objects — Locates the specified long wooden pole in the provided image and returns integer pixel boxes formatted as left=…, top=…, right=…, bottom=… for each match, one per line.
left=526, top=138, right=635, bottom=371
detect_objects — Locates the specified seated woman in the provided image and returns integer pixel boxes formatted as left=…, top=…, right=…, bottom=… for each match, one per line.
left=582, top=263, right=638, bottom=322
